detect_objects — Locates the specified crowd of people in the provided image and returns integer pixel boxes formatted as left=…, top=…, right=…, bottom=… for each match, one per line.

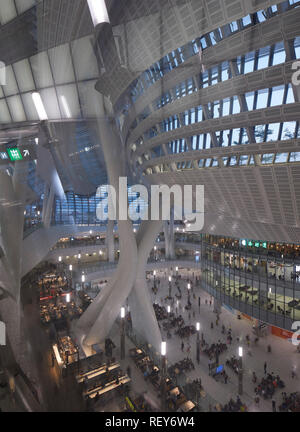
left=168, top=358, right=195, bottom=377
left=279, top=392, right=300, bottom=412
left=203, top=341, right=227, bottom=360
left=220, top=396, right=247, bottom=412
left=255, top=373, right=285, bottom=399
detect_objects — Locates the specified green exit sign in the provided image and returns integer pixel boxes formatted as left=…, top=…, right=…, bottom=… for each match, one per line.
left=7, top=148, right=23, bottom=161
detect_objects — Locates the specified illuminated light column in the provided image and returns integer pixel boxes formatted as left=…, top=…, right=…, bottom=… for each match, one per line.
left=238, top=346, right=243, bottom=396
left=69, top=264, right=73, bottom=290
left=187, top=282, right=191, bottom=305
left=120, top=307, right=126, bottom=360
left=167, top=305, right=171, bottom=326
left=196, top=322, right=200, bottom=364
left=160, top=342, right=167, bottom=412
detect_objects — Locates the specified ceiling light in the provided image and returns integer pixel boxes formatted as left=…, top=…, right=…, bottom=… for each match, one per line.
left=60, top=95, right=72, bottom=118
left=87, top=0, right=110, bottom=26
left=32, top=92, right=48, bottom=121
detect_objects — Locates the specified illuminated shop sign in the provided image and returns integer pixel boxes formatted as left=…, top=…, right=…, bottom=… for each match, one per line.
left=241, top=239, right=267, bottom=248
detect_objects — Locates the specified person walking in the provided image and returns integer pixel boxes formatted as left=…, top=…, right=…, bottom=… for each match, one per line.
left=272, top=399, right=276, bottom=412
left=264, top=361, right=267, bottom=375
left=181, top=341, right=185, bottom=352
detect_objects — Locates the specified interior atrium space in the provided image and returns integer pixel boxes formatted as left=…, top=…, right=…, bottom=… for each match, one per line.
left=1, top=0, right=300, bottom=417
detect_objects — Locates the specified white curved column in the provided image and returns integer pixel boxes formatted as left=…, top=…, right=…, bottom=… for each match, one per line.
left=129, top=219, right=163, bottom=350
left=77, top=93, right=163, bottom=350
left=163, top=222, right=170, bottom=259
left=169, top=209, right=175, bottom=259
left=77, top=94, right=138, bottom=348
left=106, top=220, right=115, bottom=263
left=0, top=168, right=25, bottom=300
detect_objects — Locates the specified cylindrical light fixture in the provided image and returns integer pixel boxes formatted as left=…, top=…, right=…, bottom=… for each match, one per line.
left=239, top=346, right=243, bottom=357
left=81, top=274, right=85, bottom=283
left=87, top=0, right=110, bottom=26
left=161, top=341, right=166, bottom=356
left=120, top=307, right=125, bottom=319
left=69, top=264, right=73, bottom=271
left=196, top=322, right=200, bottom=332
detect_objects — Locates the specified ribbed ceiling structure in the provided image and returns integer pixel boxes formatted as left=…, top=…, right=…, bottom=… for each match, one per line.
left=0, top=0, right=300, bottom=243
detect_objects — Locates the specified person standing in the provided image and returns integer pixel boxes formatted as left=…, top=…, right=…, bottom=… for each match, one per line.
left=272, top=399, right=276, bottom=412
left=264, top=361, right=267, bottom=375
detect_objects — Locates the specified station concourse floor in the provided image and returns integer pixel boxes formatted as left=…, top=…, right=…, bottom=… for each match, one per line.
left=104, top=269, right=300, bottom=412
left=8, top=268, right=299, bottom=412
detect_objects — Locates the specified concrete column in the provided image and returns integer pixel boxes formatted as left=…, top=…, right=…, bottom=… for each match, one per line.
left=169, top=209, right=175, bottom=259
left=43, top=185, right=55, bottom=229
left=164, top=222, right=170, bottom=259
left=41, top=184, right=49, bottom=224
left=0, top=168, right=25, bottom=300
left=106, top=220, right=115, bottom=263
left=128, top=219, right=163, bottom=350
left=76, top=94, right=161, bottom=352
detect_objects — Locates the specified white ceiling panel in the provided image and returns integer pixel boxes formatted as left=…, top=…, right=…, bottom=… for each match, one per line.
left=13, top=59, right=35, bottom=93
left=48, top=44, right=75, bottom=85
left=0, top=99, right=11, bottom=123
left=78, top=80, right=98, bottom=118
left=30, top=52, right=54, bottom=89
left=6, top=95, right=26, bottom=122
left=57, top=84, right=81, bottom=119
left=0, top=0, right=17, bottom=25
left=40, top=87, right=61, bottom=120
left=21, top=92, right=39, bottom=121
left=2, top=65, right=18, bottom=96
left=71, top=36, right=99, bottom=81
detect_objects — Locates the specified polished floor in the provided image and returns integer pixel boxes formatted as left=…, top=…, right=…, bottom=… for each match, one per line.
left=101, top=268, right=300, bottom=412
